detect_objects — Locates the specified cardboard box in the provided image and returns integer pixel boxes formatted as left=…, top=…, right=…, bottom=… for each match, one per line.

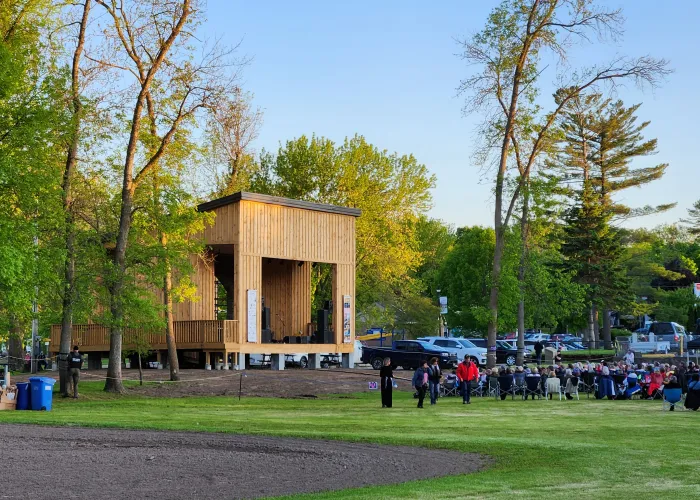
left=0, top=386, right=17, bottom=411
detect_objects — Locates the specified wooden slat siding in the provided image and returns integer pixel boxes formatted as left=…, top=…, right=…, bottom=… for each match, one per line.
left=260, top=259, right=311, bottom=340
left=202, top=202, right=239, bottom=245
left=49, top=321, right=239, bottom=352
left=237, top=201, right=354, bottom=264
left=290, top=261, right=312, bottom=336
left=171, top=254, right=216, bottom=322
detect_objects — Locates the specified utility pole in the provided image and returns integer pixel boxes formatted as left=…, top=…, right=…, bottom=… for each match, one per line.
left=31, top=235, right=39, bottom=374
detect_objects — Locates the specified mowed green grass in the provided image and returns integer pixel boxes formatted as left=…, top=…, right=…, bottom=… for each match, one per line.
left=0, top=382, right=698, bottom=499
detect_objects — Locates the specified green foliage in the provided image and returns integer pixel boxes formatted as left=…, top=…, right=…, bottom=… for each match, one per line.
left=0, top=0, right=68, bottom=339
left=248, top=134, right=437, bottom=327
left=681, top=199, right=700, bottom=236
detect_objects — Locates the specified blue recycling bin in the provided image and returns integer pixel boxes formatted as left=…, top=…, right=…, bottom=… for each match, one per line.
left=16, top=382, right=30, bottom=410
left=28, top=377, right=56, bottom=411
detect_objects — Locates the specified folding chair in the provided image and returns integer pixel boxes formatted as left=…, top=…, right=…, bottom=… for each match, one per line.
left=487, top=376, right=499, bottom=398
left=523, top=376, right=542, bottom=400
left=662, top=388, right=684, bottom=411
left=613, top=374, right=627, bottom=395
left=545, top=377, right=561, bottom=400
left=513, top=372, right=526, bottom=396
left=441, top=377, right=459, bottom=397
left=471, top=379, right=484, bottom=398
left=579, top=372, right=597, bottom=398
left=496, top=375, right=516, bottom=400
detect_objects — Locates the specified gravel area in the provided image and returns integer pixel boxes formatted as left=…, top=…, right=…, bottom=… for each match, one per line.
left=12, top=368, right=417, bottom=398
left=5, top=424, right=487, bottom=499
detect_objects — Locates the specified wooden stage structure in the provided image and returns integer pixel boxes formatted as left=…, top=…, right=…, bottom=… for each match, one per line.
left=49, top=192, right=360, bottom=369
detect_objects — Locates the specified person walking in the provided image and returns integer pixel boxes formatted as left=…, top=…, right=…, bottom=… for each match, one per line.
left=67, top=346, right=83, bottom=399
left=456, top=355, right=479, bottom=404
left=427, top=357, right=442, bottom=405
left=534, top=341, right=544, bottom=366
left=412, top=360, right=429, bottom=408
left=379, top=357, right=393, bottom=408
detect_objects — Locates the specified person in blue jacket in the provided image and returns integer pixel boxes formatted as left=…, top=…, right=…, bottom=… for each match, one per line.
left=412, top=360, right=429, bottom=409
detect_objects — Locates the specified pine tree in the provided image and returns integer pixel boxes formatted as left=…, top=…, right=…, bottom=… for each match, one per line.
left=560, top=181, right=628, bottom=347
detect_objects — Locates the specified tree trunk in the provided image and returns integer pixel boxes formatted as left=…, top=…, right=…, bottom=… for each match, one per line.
left=138, top=354, right=143, bottom=386
left=163, top=246, right=180, bottom=381
left=593, top=304, right=600, bottom=349
left=487, top=230, right=506, bottom=368
left=104, top=185, right=134, bottom=393
left=587, top=305, right=595, bottom=350
left=516, top=183, right=530, bottom=366
left=602, top=307, right=612, bottom=350
left=8, top=316, right=24, bottom=372
left=60, top=0, right=91, bottom=398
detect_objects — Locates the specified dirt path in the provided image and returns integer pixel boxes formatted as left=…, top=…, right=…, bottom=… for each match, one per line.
left=5, top=424, right=487, bottom=499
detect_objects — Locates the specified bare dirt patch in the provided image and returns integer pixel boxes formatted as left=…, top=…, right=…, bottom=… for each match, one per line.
left=13, top=367, right=416, bottom=398
left=5, top=424, right=487, bottom=499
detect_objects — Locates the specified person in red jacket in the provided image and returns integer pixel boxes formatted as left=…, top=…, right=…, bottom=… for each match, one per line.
left=456, top=355, right=479, bottom=404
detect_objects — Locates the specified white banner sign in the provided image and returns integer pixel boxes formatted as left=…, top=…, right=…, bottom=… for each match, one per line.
left=343, top=295, right=352, bottom=344
left=439, top=296, right=448, bottom=315
left=247, top=289, right=257, bottom=342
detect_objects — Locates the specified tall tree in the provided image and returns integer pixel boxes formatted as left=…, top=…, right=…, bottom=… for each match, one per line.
left=207, top=89, right=263, bottom=195
left=94, top=0, right=235, bottom=392
left=555, top=94, right=673, bottom=347
left=458, top=0, right=669, bottom=366
left=58, top=0, right=92, bottom=398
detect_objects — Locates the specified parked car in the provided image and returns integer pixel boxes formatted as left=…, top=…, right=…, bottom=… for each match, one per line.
left=649, top=322, right=687, bottom=351
left=550, top=334, right=581, bottom=342
left=362, top=340, right=456, bottom=370
left=524, top=333, right=551, bottom=342
left=418, top=337, right=487, bottom=366
left=466, top=338, right=531, bottom=366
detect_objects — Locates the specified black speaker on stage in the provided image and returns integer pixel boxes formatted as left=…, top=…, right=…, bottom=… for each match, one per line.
left=262, top=329, right=272, bottom=343
left=317, top=309, right=329, bottom=333
left=262, top=307, right=271, bottom=330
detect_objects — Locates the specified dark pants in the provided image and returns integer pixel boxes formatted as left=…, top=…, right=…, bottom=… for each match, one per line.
left=70, top=368, right=80, bottom=398
left=536, top=353, right=542, bottom=365
left=461, top=380, right=471, bottom=403
left=416, top=385, right=426, bottom=407
left=381, top=378, right=392, bottom=408
left=429, top=380, right=440, bottom=404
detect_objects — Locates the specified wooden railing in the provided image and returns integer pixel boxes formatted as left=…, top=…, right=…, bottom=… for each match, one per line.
left=49, top=320, right=239, bottom=350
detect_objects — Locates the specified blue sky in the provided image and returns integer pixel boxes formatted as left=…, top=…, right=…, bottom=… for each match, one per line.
left=206, top=1, right=699, bottom=229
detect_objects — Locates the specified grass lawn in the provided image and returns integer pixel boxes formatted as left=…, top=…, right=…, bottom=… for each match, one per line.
left=1, top=381, right=698, bottom=499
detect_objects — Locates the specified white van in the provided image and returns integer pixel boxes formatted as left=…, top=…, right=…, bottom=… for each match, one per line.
left=417, top=337, right=487, bottom=366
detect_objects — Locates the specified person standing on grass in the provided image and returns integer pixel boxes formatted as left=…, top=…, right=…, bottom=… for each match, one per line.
left=412, top=360, right=429, bottom=408
left=534, top=341, right=544, bottom=366
left=456, top=355, right=479, bottom=405
left=427, top=357, right=442, bottom=405
left=379, top=357, right=393, bottom=408
left=67, top=346, right=83, bottom=399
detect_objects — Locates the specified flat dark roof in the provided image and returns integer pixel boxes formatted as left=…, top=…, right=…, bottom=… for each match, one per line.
left=197, top=192, right=362, bottom=217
